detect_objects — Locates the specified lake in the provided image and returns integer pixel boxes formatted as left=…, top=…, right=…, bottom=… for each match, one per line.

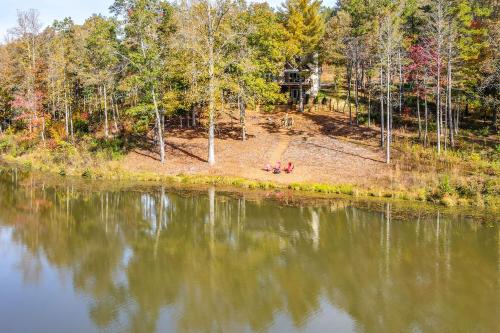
left=0, top=168, right=498, bottom=333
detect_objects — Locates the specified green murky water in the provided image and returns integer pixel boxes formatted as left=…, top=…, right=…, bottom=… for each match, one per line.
left=0, top=169, right=499, bottom=333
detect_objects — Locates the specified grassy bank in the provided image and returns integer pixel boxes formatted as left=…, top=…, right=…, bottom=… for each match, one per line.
left=1, top=131, right=498, bottom=211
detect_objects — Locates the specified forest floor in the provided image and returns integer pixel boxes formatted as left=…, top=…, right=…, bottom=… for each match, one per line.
left=122, top=107, right=392, bottom=189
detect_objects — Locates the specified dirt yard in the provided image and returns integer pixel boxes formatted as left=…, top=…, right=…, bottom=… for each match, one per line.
left=122, top=107, right=394, bottom=189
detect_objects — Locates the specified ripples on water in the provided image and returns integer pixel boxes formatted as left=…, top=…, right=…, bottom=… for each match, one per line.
left=0, top=169, right=498, bottom=333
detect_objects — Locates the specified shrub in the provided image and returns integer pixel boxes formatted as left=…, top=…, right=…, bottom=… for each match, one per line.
left=124, top=104, right=154, bottom=134
left=73, top=118, right=89, bottom=134
left=51, top=141, right=78, bottom=164
left=0, top=136, right=13, bottom=153
left=438, top=175, right=454, bottom=195
left=90, top=138, right=125, bottom=161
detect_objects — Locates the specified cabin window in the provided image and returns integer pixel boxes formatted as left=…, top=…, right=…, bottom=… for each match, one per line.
left=288, top=72, right=300, bottom=83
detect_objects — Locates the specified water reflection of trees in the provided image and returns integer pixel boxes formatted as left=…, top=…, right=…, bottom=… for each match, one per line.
left=0, top=172, right=498, bottom=333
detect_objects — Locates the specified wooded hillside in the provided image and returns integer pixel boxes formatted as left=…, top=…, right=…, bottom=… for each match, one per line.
left=0, top=0, right=498, bottom=207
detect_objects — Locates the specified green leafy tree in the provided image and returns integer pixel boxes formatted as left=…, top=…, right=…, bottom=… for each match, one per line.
left=280, top=0, right=325, bottom=112
left=111, top=0, right=175, bottom=163
left=229, top=3, right=288, bottom=140
left=82, top=15, right=121, bottom=139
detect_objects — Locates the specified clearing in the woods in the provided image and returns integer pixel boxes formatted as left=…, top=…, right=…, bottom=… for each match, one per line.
left=122, top=108, right=394, bottom=189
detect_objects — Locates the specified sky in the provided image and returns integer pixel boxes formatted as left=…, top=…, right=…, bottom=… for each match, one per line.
left=0, top=0, right=336, bottom=41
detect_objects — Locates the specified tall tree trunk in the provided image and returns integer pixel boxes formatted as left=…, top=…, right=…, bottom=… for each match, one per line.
left=56, top=91, right=60, bottom=120
left=41, top=108, right=45, bottom=143
left=299, top=63, right=304, bottom=113
left=444, top=90, right=448, bottom=150
left=64, top=88, right=69, bottom=139
left=238, top=93, right=246, bottom=141
left=346, top=63, right=352, bottom=122
left=386, top=53, right=391, bottom=164
left=152, top=87, right=165, bottom=164
left=103, top=85, right=109, bottom=139
left=207, top=9, right=216, bottom=166
left=398, top=48, right=403, bottom=116
left=436, top=56, right=441, bottom=154
left=192, top=105, right=197, bottom=127
left=447, top=42, right=454, bottom=148
left=354, top=58, right=360, bottom=125
left=69, top=105, right=74, bottom=144
left=417, top=88, right=422, bottom=141
left=424, top=71, right=429, bottom=146
left=380, top=66, right=385, bottom=147
left=111, top=94, right=119, bottom=134
left=368, top=80, right=372, bottom=127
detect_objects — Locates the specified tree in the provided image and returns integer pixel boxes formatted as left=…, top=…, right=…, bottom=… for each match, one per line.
left=111, top=0, right=175, bottom=164
left=82, top=15, right=121, bottom=139
left=228, top=3, right=288, bottom=140
left=281, top=0, right=324, bottom=113
left=175, top=0, right=237, bottom=166
left=8, top=9, right=45, bottom=141
left=377, top=4, right=402, bottom=164
left=49, top=17, right=83, bottom=143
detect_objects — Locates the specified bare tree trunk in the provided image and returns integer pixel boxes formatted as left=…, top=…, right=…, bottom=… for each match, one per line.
left=207, top=7, right=216, bottom=166
left=447, top=42, right=454, bottom=148
left=69, top=105, right=74, bottom=144
left=41, top=109, right=45, bottom=143
left=115, top=97, right=120, bottom=119
left=192, top=105, right=197, bottom=127
left=64, top=88, right=69, bottom=139
left=386, top=53, right=391, bottom=164
left=346, top=63, right=352, bottom=121
left=441, top=91, right=448, bottom=150
left=424, top=71, right=429, bottom=146
left=435, top=2, right=445, bottom=154
left=436, top=59, right=441, bottom=154
left=238, top=93, right=246, bottom=141
left=56, top=91, right=60, bottom=120
left=368, top=80, right=372, bottom=127
left=299, top=66, right=304, bottom=113
left=354, top=58, right=360, bottom=125
left=111, top=94, right=119, bottom=134
left=336, top=78, right=339, bottom=111
left=398, top=48, right=403, bottom=116
left=152, top=87, right=165, bottom=164
left=380, top=66, right=385, bottom=147
left=103, top=85, right=109, bottom=139
left=417, top=88, right=422, bottom=141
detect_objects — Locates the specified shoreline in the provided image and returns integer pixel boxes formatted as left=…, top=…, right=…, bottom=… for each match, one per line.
left=2, top=153, right=498, bottom=216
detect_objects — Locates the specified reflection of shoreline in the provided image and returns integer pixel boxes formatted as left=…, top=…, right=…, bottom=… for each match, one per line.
left=0, top=164, right=493, bottom=224
left=1, top=159, right=496, bottom=220
left=0, top=174, right=498, bottom=333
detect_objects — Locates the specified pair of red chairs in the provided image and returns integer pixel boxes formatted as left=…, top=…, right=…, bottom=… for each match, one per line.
left=265, top=162, right=294, bottom=174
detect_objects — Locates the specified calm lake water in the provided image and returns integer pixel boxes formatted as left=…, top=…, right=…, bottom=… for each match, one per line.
left=0, top=169, right=499, bottom=333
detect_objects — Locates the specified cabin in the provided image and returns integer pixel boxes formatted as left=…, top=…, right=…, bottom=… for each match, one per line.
left=279, top=53, right=321, bottom=103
